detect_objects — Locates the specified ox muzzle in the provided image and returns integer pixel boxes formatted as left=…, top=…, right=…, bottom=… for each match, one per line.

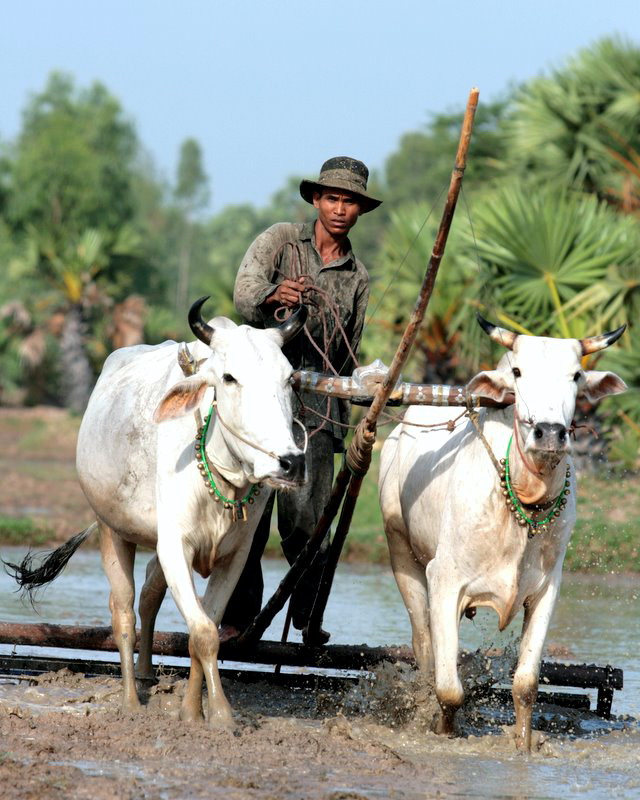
left=278, top=451, right=306, bottom=485
left=532, top=422, right=568, bottom=452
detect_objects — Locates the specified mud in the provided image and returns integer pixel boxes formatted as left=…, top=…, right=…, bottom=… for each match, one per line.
left=0, top=668, right=429, bottom=800
left=1, top=664, right=638, bottom=800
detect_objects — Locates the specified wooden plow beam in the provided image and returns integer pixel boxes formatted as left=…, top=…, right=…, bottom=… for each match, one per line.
left=0, top=622, right=623, bottom=718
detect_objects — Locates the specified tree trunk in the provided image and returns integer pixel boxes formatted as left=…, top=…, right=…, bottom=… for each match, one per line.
left=60, top=304, right=94, bottom=413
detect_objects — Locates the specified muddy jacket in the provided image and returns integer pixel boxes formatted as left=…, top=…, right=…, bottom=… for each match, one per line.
left=234, top=221, right=369, bottom=443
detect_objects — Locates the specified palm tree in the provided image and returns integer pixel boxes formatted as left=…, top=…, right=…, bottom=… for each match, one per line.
left=503, top=37, right=640, bottom=202
left=460, top=179, right=639, bottom=468
left=461, top=181, right=637, bottom=337
left=9, top=225, right=143, bottom=412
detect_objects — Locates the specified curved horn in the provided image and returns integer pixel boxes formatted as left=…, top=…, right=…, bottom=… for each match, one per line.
left=580, top=324, right=627, bottom=356
left=277, top=305, right=308, bottom=345
left=188, top=296, right=215, bottom=345
left=476, top=312, right=517, bottom=350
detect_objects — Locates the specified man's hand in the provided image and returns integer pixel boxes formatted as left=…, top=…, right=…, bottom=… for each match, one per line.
left=265, top=277, right=307, bottom=308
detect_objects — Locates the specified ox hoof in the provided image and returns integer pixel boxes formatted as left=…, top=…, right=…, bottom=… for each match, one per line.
left=502, top=721, right=548, bottom=753
left=135, top=670, right=157, bottom=684
left=120, top=699, right=144, bottom=716
left=432, top=709, right=457, bottom=737
left=206, top=705, right=234, bottom=729
left=179, top=702, right=205, bottom=723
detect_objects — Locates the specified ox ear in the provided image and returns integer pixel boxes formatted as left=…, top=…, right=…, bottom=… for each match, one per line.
left=153, top=374, right=212, bottom=423
left=466, top=370, right=515, bottom=403
left=581, top=371, right=627, bottom=403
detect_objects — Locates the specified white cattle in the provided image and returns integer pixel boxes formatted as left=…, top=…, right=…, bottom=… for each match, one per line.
left=8, top=298, right=307, bottom=725
left=379, top=315, right=626, bottom=750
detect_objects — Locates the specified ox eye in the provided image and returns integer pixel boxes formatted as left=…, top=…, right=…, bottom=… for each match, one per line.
left=512, top=367, right=521, bottom=378
left=222, top=373, right=237, bottom=384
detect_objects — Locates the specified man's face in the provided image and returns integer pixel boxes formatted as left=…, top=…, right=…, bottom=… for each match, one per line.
left=313, top=189, right=361, bottom=236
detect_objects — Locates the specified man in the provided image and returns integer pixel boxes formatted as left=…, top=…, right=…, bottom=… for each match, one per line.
left=220, top=156, right=382, bottom=644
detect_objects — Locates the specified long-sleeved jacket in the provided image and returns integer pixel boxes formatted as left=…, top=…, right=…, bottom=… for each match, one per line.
left=234, top=221, right=369, bottom=443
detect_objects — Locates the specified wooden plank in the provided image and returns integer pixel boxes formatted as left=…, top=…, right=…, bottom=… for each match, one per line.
left=0, top=621, right=412, bottom=668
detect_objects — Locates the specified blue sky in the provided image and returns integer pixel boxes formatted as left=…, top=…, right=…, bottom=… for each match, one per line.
left=2, top=1, right=638, bottom=212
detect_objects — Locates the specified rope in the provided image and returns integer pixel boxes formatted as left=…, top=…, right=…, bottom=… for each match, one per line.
left=345, top=423, right=374, bottom=476
left=212, top=401, right=309, bottom=460
left=465, top=404, right=503, bottom=476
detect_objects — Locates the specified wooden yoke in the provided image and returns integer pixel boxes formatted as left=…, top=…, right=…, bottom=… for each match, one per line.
left=237, top=88, right=480, bottom=648
left=292, top=360, right=511, bottom=409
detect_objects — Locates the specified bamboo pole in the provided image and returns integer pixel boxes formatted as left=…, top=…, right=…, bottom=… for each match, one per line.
left=238, top=88, right=479, bottom=647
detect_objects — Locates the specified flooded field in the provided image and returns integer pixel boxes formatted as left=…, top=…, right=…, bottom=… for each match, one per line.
left=0, top=547, right=638, bottom=799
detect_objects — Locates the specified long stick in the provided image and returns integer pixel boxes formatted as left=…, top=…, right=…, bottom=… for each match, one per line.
left=239, top=88, right=479, bottom=646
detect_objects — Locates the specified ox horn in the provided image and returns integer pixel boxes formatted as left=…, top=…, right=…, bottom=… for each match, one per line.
left=188, top=296, right=215, bottom=345
left=276, top=304, right=308, bottom=345
left=476, top=312, right=517, bottom=350
left=580, top=324, right=627, bottom=355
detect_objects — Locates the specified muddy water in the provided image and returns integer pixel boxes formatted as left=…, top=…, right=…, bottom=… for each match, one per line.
left=0, top=546, right=639, bottom=799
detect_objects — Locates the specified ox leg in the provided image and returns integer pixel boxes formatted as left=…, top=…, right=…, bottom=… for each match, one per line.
left=200, top=536, right=254, bottom=627
left=136, top=554, right=168, bottom=679
left=512, top=573, right=562, bottom=752
left=385, top=529, right=433, bottom=672
left=99, top=522, right=141, bottom=712
left=426, top=560, right=464, bottom=735
left=157, top=540, right=232, bottom=727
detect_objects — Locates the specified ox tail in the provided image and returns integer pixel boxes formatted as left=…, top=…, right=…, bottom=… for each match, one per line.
left=2, top=521, right=98, bottom=605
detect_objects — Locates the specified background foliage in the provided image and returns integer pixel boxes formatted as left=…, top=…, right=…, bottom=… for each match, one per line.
left=0, top=37, right=638, bottom=466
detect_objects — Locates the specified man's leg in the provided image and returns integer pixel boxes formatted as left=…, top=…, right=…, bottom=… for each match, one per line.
left=219, top=492, right=275, bottom=638
left=277, top=430, right=335, bottom=637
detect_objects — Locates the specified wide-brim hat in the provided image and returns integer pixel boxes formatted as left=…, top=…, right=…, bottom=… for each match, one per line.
left=299, top=156, right=382, bottom=214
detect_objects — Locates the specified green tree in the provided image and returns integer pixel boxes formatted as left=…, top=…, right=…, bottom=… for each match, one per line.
left=7, top=224, right=145, bottom=411
left=174, top=138, right=210, bottom=313
left=462, top=180, right=639, bottom=340
left=503, top=37, right=640, bottom=203
left=194, top=205, right=269, bottom=321
left=362, top=201, right=478, bottom=382
left=0, top=73, right=163, bottom=409
left=7, top=72, right=137, bottom=238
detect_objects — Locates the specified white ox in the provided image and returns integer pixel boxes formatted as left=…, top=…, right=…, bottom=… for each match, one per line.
left=8, top=298, right=307, bottom=725
left=378, top=315, right=626, bottom=750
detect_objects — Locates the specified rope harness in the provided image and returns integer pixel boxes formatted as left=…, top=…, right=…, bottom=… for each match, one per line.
left=194, top=401, right=308, bottom=522
left=272, top=242, right=361, bottom=440
left=466, top=405, right=571, bottom=539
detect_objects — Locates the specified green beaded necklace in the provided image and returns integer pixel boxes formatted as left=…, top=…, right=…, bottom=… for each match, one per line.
left=195, top=403, right=261, bottom=522
left=499, top=435, right=571, bottom=539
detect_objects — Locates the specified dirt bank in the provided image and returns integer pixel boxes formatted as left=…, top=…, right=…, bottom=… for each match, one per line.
left=0, top=407, right=92, bottom=541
